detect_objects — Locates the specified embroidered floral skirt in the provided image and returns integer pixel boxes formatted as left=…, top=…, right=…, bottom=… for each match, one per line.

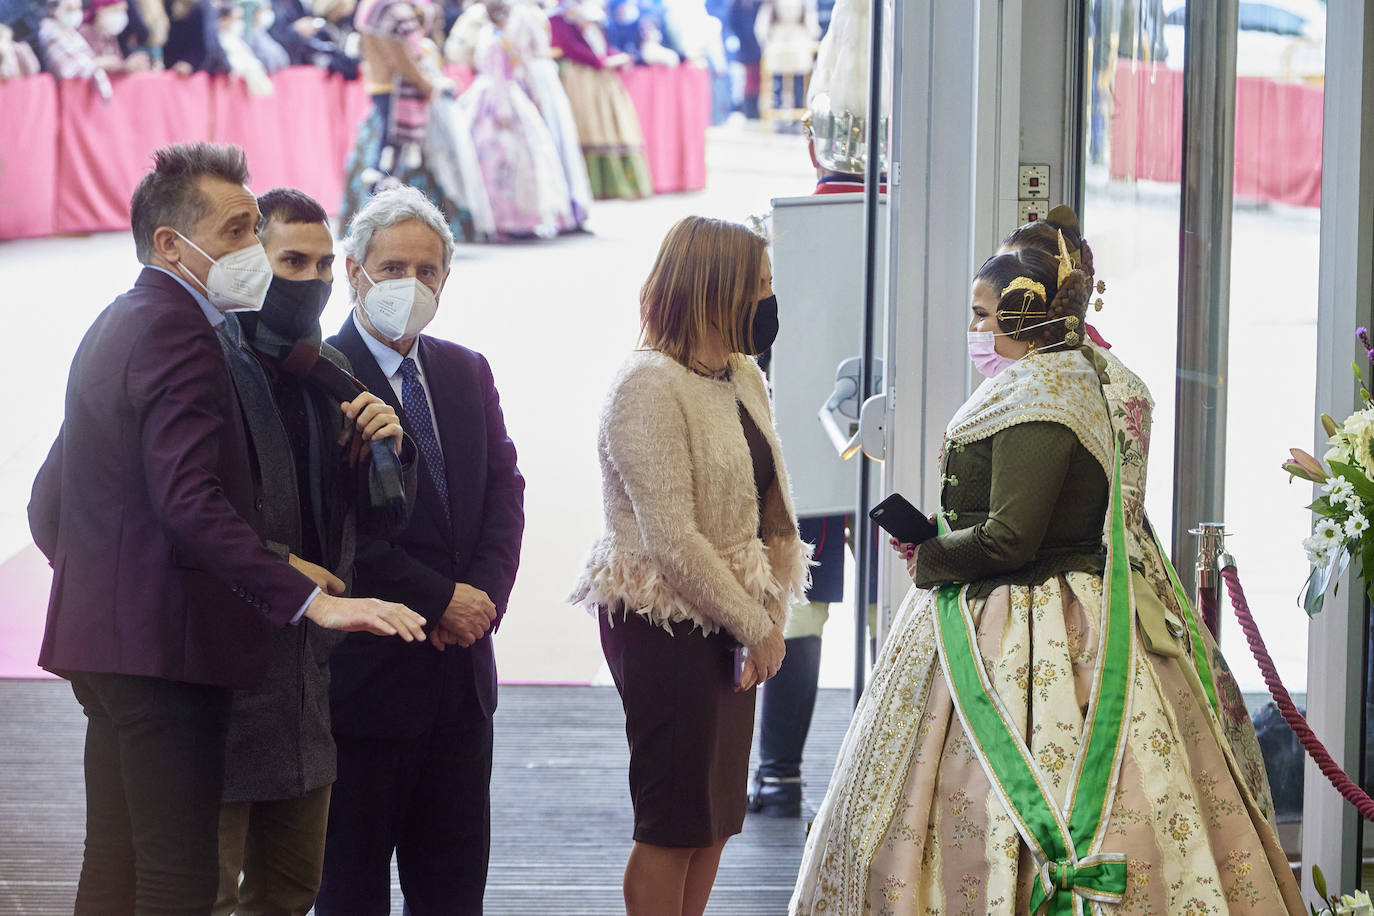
left=559, top=62, right=652, bottom=200
left=340, top=99, right=477, bottom=242
left=791, top=573, right=1303, bottom=915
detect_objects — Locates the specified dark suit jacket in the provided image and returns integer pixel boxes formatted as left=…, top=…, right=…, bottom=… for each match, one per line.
left=327, top=315, right=525, bottom=738
left=29, top=268, right=317, bottom=689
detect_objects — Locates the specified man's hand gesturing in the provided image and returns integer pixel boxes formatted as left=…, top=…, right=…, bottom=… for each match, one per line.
left=305, top=593, right=427, bottom=641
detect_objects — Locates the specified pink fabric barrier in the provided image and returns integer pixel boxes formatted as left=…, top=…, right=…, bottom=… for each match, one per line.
left=214, top=67, right=350, bottom=212
left=1233, top=76, right=1323, bottom=208
left=618, top=64, right=710, bottom=194
left=0, top=75, right=60, bottom=241
left=0, top=62, right=705, bottom=241
left=1108, top=60, right=1323, bottom=207
left=1108, top=62, right=1184, bottom=186
left=55, top=71, right=214, bottom=234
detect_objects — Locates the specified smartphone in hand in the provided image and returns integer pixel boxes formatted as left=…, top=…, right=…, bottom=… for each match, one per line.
left=869, top=493, right=939, bottom=545
left=733, top=646, right=745, bottom=688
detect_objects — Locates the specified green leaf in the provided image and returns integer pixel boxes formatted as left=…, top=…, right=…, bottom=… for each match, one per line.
left=1355, top=362, right=1366, bottom=385
left=1330, top=459, right=1374, bottom=502
left=1307, top=496, right=1339, bottom=518
left=1361, top=538, right=1374, bottom=582
left=1314, top=864, right=1328, bottom=900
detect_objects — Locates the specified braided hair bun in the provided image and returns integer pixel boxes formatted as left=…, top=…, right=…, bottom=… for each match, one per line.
left=1044, top=267, right=1092, bottom=348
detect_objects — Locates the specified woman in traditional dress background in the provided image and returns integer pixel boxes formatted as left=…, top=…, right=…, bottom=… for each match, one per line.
left=340, top=0, right=478, bottom=240
left=505, top=0, right=594, bottom=226
left=454, top=0, right=573, bottom=238
left=753, top=0, right=816, bottom=115
left=996, top=208, right=1280, bottom=823
left=548, top=0, right=653, bottom=200
left=791, top=244, right=1303, bottom=915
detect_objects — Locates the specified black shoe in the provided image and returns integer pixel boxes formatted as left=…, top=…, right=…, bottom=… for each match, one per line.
left=748, top=773, right=803, bottom=818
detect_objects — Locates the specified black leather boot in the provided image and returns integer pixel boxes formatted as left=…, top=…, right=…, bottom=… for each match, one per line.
left=749, top=635, right=823, bottom=817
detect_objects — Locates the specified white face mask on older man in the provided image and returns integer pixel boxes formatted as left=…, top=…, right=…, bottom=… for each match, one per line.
left=357, top=266, right=438, bottom=341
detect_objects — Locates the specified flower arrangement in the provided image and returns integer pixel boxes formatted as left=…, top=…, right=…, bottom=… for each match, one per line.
left=1283, top=336, right=1374, bottom=615
left=1307, top=865, right=1373, bottom=916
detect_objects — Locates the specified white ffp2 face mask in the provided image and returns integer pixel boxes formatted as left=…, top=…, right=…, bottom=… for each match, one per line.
left=357, top=266, right=439, bottom=342
left=173, top=231, right=273, bottom=313
left=98, top=10, right=129, bottom=34
left=58, top=9, right=84, bottom=28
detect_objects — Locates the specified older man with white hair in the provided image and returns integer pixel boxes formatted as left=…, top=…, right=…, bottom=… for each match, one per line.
left=317, top=186, right=526, bottom=916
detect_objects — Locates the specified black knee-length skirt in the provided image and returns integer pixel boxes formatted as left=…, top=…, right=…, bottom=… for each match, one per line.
left=598, top=607, right=756, bottom=848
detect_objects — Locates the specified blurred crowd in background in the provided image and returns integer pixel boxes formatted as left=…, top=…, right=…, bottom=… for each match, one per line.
left=0, top=0, right=839, bottom=124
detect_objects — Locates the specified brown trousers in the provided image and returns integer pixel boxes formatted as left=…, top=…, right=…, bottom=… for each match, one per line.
left=214, top=784, right=333, bottom=916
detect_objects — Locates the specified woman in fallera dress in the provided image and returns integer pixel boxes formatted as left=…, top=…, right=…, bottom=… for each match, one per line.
left=455, top=0, right=574, bottom=238
left=997, top=207, right=1280, bottom=822
left=790, top=241, right=1304, bottom=915
left=548, top=0, right=653, bottom=199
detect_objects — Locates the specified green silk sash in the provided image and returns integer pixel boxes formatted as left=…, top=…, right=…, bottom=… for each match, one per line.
left=934, top=444, right=1134, bottom=916
left=1153, top=528, right=1221, bottom=719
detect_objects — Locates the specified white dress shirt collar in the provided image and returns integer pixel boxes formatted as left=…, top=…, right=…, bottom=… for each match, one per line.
left=352, top=310, right=424, bottom=379
left=148, top=264, right=225, bottom=328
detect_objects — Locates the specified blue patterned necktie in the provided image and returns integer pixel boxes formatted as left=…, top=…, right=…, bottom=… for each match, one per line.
left=399, top=356, right=450, bottom=521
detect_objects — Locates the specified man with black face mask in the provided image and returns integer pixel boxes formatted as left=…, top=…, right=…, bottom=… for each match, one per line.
left=211, top=188, right=418, bottom=916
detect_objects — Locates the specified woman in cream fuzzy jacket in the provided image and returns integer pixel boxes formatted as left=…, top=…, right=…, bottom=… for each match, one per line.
left=570, top=215, right=810, bottom=916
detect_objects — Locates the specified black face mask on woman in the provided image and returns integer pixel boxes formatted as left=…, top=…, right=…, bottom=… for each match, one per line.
left=743, top=294, right=779, bottom=355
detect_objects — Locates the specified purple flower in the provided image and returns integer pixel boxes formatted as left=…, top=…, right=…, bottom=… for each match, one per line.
left=1360, top=326, right=1373, bottom=351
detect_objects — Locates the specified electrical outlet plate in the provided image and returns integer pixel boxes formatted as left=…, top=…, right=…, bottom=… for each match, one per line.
left=1018, top=164, right=1050, bottom=200
left=1017, top=200, right=1044, bottom=224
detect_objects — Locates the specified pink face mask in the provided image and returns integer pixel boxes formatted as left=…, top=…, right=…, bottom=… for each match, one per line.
left=967, top=330, right=1017, bottom=378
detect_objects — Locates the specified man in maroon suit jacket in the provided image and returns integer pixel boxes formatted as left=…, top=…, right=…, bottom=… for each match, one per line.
left=27, top=143, right=427, bottom=915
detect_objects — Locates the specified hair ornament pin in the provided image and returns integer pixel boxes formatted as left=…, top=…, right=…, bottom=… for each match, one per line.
left=1064, top=330, right=1081, bottom=348
left=1094, top=298, right=1104, bottom=312
left=1065, top=315, right=1080, bottom=330
left=1096, top=279, right=1107, bottom=294
left=997, top=277, right=1048, bottom=337
left=1054, top=230, right=1074, bottom=287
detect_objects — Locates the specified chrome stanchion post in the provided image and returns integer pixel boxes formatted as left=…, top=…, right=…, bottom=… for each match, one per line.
left=1191, top=522, right=1227, bottom=640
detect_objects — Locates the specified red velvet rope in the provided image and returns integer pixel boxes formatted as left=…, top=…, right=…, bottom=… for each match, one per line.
left=1220, top=565, right=1374, bottom=821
